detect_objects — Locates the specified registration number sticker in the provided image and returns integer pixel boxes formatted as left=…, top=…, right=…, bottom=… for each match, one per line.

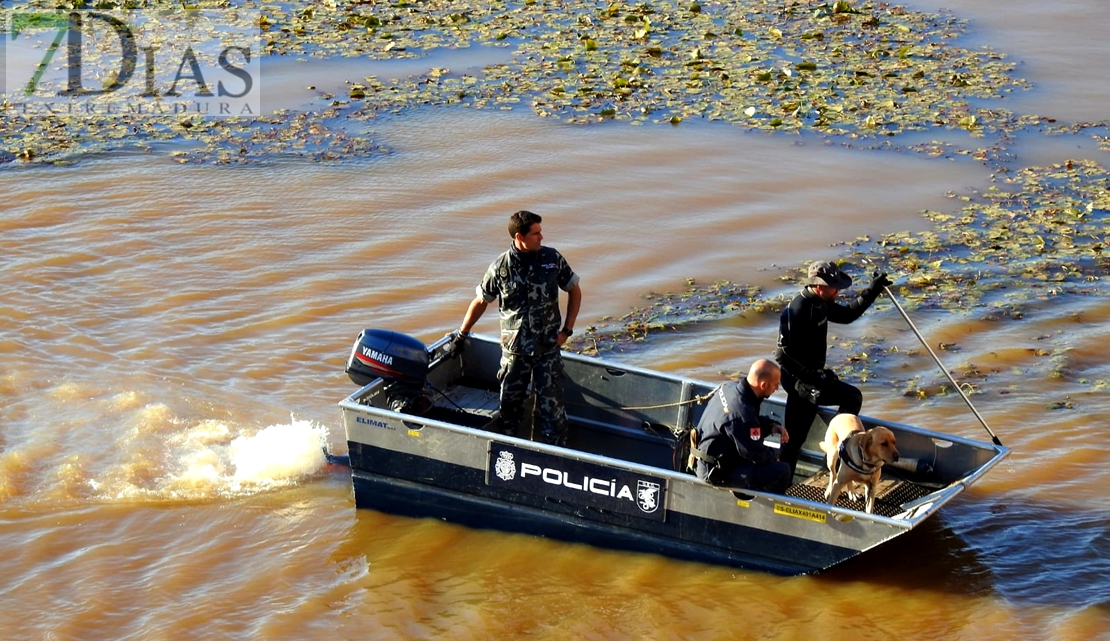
left=774, top=503, right=827, bottom=523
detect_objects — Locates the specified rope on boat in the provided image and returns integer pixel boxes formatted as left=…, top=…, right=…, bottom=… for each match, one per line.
left=605, top=383, right=723, bottom=412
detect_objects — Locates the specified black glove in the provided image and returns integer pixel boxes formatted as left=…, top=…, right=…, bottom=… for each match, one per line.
left=446, top=330, right=468, bottom=354
left=870, top=271, right=892, bottom=292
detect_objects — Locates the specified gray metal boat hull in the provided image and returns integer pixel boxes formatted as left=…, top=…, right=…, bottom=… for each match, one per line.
left=339, top=332, right=1008, bottom=575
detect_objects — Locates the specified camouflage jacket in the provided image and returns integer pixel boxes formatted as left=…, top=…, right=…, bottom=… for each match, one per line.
left=477, top=245, right=579, bottom=356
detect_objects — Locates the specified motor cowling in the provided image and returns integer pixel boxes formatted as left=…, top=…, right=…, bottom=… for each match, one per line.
left=346, top=329, right=429, bottom=387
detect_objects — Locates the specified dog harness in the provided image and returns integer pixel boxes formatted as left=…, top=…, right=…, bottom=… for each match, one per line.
left=836, top=433, right=879, bottom=476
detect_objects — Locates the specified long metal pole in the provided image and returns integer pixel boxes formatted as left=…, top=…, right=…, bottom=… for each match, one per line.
left=883, top=285, right=1003, bottom=446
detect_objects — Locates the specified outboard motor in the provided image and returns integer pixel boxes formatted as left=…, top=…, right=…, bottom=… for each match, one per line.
left=346, top=329, right=430, bottom=413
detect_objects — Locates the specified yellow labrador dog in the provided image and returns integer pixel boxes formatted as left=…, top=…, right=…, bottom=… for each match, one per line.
left=820, top=414, right=900, bottom=514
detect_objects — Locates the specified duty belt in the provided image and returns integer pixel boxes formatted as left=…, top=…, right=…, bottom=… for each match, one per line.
left=687, top=429, right=718, bottom=471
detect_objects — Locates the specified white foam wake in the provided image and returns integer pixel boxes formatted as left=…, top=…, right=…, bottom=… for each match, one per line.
left=230, top=418, right=330, bottom=486
left=152, top=414, right=330, bottom=499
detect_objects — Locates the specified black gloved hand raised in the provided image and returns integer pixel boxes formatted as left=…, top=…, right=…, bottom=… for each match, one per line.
left=870, top=271, right=892, bottom=290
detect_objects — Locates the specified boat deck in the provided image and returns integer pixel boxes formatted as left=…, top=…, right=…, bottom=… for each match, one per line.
left=785, top=471, right=934, bottom=518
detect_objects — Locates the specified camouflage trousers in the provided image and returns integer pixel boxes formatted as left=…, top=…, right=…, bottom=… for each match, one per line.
left=497, top=349, right=568, bottom=445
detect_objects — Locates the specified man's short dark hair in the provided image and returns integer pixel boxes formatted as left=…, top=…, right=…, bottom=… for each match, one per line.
left=508, top=210, right=542, bottom=238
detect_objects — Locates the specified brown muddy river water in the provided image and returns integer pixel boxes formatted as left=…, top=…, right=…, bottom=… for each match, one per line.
left=2, top=0, right=1110, bottom=639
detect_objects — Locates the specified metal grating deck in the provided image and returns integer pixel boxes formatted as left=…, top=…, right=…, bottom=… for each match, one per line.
left=785, top=471, right=936, bottom=518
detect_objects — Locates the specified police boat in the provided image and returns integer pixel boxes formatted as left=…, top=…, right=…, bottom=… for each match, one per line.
left=338, top=329, right=1008, bottom=576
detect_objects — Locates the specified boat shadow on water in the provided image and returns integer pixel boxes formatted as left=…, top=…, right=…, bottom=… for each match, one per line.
left=324, top=462, right=1107, bottom=618
left=822, top=493, right=1110, bottom=612
left=817, top=508, right=994, bottom=596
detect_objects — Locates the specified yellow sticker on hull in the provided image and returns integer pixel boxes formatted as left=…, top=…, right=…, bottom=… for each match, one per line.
left=774, top=503, right=827, bottom=523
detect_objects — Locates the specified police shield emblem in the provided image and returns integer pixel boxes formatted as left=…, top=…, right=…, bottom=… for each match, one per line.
left=750, top=427, right=761, bottom=440
left=636, top=480, right=661, bottom=514
left=494, top=450, right=516, bottom=481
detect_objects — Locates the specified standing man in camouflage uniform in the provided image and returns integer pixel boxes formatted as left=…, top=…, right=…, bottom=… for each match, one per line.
left=456, top=210, right=582, bottom=445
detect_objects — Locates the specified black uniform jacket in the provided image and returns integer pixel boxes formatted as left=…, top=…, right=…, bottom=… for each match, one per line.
left=774, top=285, right=879, bottom=385
left=696, top=379, right=778, bottom=469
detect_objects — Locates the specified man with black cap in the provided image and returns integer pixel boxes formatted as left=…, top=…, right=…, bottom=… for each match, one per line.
left=774, top=261, right=890, bottom=473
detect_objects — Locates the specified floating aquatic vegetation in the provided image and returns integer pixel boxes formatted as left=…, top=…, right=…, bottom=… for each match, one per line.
left=168, top=111, right=388, bottom=164
left=844, top=158, right=1110, bottom=310
left=570, top=278, right=764, bottom=355
left=0, top=0, right=1057, bottom=165
left=812, top=158, right=1108, bottom=396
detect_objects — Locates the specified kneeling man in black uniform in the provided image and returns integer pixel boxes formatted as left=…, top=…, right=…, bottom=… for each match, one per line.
left=692, top=359, right=792, bottom=494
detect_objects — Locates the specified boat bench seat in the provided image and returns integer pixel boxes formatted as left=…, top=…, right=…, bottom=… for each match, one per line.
left=432, top=383, right=499, bottom=415
left=429, top=381, right=679, bottom=470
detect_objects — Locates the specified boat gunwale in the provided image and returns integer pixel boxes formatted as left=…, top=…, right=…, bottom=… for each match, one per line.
left=343, top=392, right=925, bottom=530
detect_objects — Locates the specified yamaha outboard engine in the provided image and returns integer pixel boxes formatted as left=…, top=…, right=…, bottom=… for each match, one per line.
left=346, top=329, right=430, bottom=414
